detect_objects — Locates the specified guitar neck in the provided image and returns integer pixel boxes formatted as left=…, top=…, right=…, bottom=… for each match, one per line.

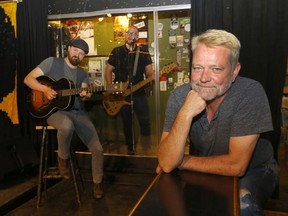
left=60, top=86, right=105, bottom=97
left=123, top=77, right=153, bottom=97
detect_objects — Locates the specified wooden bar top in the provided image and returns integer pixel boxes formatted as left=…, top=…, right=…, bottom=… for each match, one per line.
left=130, top=169, right=239, bottom=216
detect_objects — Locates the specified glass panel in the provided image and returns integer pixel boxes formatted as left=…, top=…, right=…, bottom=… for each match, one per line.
left=157, top=9, right=191, bottom=154
left=47, top=8, right=191, bottom=156
left=48, top=12, right=157, bottom=156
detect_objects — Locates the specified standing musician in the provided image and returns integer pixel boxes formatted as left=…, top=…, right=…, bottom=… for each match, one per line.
left=24, top=38, right=104, bottom=199
left=105, top=26, right=154, bottom=154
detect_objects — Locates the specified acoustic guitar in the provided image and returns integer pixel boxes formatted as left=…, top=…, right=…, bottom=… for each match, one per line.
left=102, top=63, right=178, bottom=116
left=27, top=76, right=123, bottom=118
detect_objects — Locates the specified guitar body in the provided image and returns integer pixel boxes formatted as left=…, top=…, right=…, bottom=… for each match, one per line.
left=102, top=79, right=150, bottom=116
left=102, top=93, right=130, bottom=116
left=102, top=63, right=177, bottom=116
left=27, top=76, right=75, bottom=118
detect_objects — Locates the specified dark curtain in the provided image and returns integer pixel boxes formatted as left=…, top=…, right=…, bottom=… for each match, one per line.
left=0, top=3, right=18, bottom=180
left=232, top=0, right=288, bottom=161
left=190, top=0, right=288, bottom=160
left=17, top=0, right=49, bottom=135
left=190, top=0, right=224, bottom=35
left=0, top=0, right=48, bottom=180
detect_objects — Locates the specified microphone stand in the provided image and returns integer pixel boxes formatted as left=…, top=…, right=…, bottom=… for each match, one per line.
left=128, top=40, right=136, bottom=153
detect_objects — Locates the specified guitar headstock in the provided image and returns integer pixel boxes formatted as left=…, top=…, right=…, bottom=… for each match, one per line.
left=105, top=82, right=124, bottom=94
left=160, top=63, right=179, bottom=74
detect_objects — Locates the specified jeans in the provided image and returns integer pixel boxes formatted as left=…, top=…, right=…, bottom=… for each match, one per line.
left=239, top=157, right=279, bottom=216
left=120, top=95, right=150, bottom=149
left=47, top=110, right=103, bottom=184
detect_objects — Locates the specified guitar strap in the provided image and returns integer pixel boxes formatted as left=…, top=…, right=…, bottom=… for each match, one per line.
left=132, top=46, right=140, bottom=77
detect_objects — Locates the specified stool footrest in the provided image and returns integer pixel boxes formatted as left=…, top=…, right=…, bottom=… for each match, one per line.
left=36, top=125, right=82, bottom=208
left=43, top=174, right=63, bottom=179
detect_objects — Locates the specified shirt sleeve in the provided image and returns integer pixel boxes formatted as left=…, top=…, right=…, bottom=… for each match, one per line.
left=107, top=48, right=118, bottom=67
left=230, top=81, right=273, bottom=136
left=163, top=84, right=190, bottom=132
left=38, top=57, right=54, bottom=75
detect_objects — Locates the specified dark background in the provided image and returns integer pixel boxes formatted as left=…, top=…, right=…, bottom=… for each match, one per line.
left=0, top=0, right=287, bottom=188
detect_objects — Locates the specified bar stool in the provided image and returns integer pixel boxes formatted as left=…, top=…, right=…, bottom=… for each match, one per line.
left=36, top=124, right=83, bottom=208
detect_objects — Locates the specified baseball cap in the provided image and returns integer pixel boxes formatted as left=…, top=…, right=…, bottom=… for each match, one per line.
left=69, top=38, right=89, bottom=54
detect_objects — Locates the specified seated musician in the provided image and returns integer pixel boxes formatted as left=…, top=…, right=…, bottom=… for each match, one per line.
left=24, top=38, right=104, bottom=199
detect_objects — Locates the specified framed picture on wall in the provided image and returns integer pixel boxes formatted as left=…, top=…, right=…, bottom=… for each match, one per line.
left=113, top=16, right=129, bottom=42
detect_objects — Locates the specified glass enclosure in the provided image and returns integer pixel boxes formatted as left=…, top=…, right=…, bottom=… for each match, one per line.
left=48, top=7, right=191, bottom=156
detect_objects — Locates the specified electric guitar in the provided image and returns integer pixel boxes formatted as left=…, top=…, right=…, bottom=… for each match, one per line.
left=27, top=76, right=123, bottom=118
left=102, top=63, right=178, bottom=116
left=102, top=77, right=153, bottom=116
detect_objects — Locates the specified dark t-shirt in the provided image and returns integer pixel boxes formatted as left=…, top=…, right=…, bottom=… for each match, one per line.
left=38, top=57, right=89, bottom=110
left=163, top=76, right=274, bottom=169
left=107, top=44, right=152, bottom=97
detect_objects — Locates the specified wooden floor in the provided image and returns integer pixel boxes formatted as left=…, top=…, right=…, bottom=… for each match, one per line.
left=264, top=142, right=288, bottom=213
left=0, top=138, right=287, bottom=215
left=265, top=210, right=288, bottom=216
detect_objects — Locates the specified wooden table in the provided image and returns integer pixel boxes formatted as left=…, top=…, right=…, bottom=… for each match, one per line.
left=129, top=169, right=239, bottom=216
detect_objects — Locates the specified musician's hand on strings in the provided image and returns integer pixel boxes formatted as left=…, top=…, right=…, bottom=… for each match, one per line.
left=44, top=86, right=57, bottom=100
left=80, top=89, right=92, bottom=100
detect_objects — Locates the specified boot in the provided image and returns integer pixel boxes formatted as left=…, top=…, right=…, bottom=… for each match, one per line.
left=57, top=156, right=70, bottom=179
left=94, top=182, right=104, bottom=199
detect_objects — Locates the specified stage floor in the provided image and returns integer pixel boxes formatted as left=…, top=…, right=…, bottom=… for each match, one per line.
left=1, top=143, right=288, bottom=216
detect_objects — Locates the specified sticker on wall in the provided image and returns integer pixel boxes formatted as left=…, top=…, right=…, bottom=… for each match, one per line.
left=177, top=49, right=182, bottom=66
left=168, top=29, right=176, bottom=48
left=169, top=35, right=176, bottom=43
left=183, top=74, right=190, bottom=84
left=184, top=38, right=190, bottom=45
left=169, top=35, right=176, bottom=49
left=160, top=74, right=168, bottom=91
left=158, top=23, right=163, bottom=38
left=182, top=47, right=189, bottom=54
left=139, top=31, right=148, bottom=39
left=184, top=24, right=190, bottom=32
left=177, top=72, right=184, bottom=84
left=170, top=17, right=179, bottom=30
left=179, top=26, right=185, bottom=35
left=134, top=21, right=146, bottom=29
left=176, top=35, right=184, bottom=47
left=168, top=29, right=176, bottom=36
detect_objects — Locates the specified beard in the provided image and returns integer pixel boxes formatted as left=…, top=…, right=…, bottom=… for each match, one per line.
left=68, top=54, right=81, bottom=66
left=191, top=77, right=233, bottom=101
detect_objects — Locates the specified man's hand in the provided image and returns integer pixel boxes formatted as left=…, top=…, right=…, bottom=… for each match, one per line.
left=181, top=90, right=206, bottom=119
left=156, top=164, right=163, bottom=174
left=43, top=86, right=57, bottom=100
left=80, top=89, right=92, bottom=100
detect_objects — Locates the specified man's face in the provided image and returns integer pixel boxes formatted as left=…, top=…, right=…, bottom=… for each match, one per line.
left=191, top=44, right=238, bottom=101
left=67, top=46, right=85, bottom=66
left=125, top=27, right=139, bottom=45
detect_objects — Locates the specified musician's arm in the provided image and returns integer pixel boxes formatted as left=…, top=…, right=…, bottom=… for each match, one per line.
left=105, top=63, right=115, bottom=84
left=145, top=64, right=154, bottom=79
left=24, top=67, right=57, bottom=100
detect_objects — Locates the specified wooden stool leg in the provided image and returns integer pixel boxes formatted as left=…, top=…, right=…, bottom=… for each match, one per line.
left=43, top=129, right=49, bottom=195
left=37, top=126, right=47, bottom=208
left=36, top=125, right=83, bottom=207
left=69, top=149, right=81, bottom=206
left=71, top=149, right=84, bottom=189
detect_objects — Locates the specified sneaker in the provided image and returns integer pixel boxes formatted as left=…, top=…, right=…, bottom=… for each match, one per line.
left=57, top=156, right=70, bottom=179
left=94, top=183, right=104, bottom=199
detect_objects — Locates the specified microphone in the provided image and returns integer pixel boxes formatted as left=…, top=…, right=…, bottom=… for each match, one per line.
left=131, top=38, right=136, bottom=43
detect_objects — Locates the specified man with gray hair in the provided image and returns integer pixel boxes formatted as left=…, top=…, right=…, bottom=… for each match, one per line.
left=157, top=29, right=279, bottom=215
